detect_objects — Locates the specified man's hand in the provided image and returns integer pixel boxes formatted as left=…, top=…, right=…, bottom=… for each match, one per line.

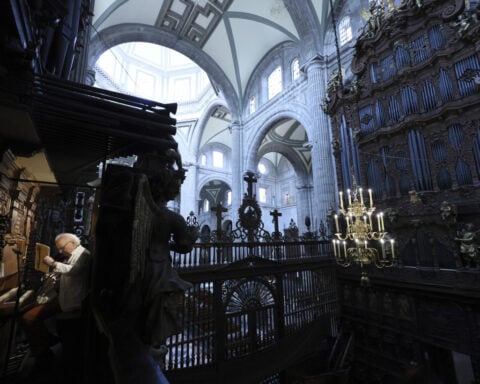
left=43, top=256, right=56, bottom=267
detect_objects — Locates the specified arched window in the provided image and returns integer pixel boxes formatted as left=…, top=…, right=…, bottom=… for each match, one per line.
left=258, top=161, right=268, bottom=175
left=212, top=150, right=224, bottom=168
left=249, top=95, right=256, bottom=114
left=339, top=16, right=352, bottom=46
left=259, top=187, right=267, bottom=203
left=227, top=190, right=232, bottom=206
left=291, top=58, right=300, bottom=80
left=203, top=199, right=210, bottom=212
left=268, top=66, right=282, bottom=99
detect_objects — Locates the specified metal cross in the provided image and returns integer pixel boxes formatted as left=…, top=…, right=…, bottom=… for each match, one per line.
left=270, top=209, right=282, bottom=234
left=243, top=171, right=258, bottom=199
left=212, top=202, right=228, bottom=240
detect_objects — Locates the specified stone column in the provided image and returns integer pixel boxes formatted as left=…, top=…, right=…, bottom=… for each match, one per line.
left=180, top=163, right=198, bottom=218
left=296, top=182, right=313, bottom=233
left=230, top=121, right=242, bottom=222
left=304, top=56, right=337, bottom=226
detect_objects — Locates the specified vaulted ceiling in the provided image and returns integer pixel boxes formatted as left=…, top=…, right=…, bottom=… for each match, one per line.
left=91, top=0, right=332, bottom=109
left=4, top=1, right=336, bottom=188
left=90, top=0, right=332, bottom=178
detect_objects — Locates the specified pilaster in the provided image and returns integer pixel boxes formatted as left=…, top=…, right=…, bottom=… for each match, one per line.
left=303, top=56, right=337, bottom=225
left=231, top=121, right=242, bottom=219
left=180, top=163, right=198, bottom=218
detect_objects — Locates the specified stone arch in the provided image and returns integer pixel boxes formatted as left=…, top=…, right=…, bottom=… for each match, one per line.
left=197, top=175, right=232, bottom=202
left=244, top=105, right=312, bottom=174
left=87, top=23, right=241, bottom=115
left=190, top=100, right=231, bottom=161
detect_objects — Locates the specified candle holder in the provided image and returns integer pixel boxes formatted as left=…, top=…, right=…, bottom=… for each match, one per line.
left=332, top=178, right=395, bottom=270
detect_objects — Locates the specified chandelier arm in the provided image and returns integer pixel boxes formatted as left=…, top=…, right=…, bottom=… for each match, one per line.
left=333, top=181, right=395, bottom=273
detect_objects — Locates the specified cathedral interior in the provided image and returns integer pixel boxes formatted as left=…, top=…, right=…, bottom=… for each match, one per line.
left=1, top=0, right=480, bottom=383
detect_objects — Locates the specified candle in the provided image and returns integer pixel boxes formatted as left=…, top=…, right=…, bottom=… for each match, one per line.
left=333, top=240, right=337, bottom=256
left=368, top=189, right=373, bottom=208
left=347, top=189, right=352, bottom=206
left=339, top=191, right=344, bottom=210
left=377, top=214, right=381, bottom=231
left=367, top=212, right=372, bottom=228
left=380, top=213, right=384, bottom=231
left=390, top=239, right=395, bottom=259
left=380, top=239, right=385, bottom=258
left=343, top=241, right=347, bottom=256
left=359, top=188, right=364, bottom=205
left=334, top=214, right=339, bottom=232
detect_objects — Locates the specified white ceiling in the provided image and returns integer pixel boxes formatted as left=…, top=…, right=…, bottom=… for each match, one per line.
left=90, top=0, right=333, bottom=176
left=92, top=0, right=331, bottom=101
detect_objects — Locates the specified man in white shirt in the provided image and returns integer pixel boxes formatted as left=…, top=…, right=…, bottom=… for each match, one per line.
left=21, top=233, right=91, bottom=379
left=43, top=233, right=91, bottom=314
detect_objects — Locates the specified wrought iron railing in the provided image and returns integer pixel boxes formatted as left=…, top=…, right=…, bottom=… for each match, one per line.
left=171, top=240, right=333, bottom=269
left=165, top=239, right=338, bottom=381
left=164, top=174, right=339, bottom=381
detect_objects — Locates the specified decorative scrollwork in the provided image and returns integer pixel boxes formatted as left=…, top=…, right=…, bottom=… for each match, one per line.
left=238, top=197, right=262, bottom=231
left=223, top=278, right=275, bottom=311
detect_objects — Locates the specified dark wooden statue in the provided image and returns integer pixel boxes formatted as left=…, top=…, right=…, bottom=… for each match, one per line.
left=88, top=148, right=197, bottom=383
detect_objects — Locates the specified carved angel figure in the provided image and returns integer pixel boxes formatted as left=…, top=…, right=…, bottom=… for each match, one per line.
left=398, top=0, right=423, bottom=9
left=408, top=190, right=422, bottom=205
left=440, top=200, right=457, bottom=221
left=90, top=148, right=197, bottom=383
left=360, top=1, right=383, bottom=38
left=454, top=222, right=480, bottom=268
left=327, top=70, right=342, bottom=92
left=451, top=14, right=471, bottom=38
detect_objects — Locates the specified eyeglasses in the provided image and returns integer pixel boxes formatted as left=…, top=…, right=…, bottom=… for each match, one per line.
left=57, top=240, right=72, bottom=252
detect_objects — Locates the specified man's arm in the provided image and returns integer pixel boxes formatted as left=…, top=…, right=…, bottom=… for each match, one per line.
left=45, top=250, right=91, bottom=275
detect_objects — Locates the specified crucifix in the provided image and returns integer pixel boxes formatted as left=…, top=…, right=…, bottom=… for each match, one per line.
left=244, top=171, right=258, bottom=199
left=270, top=209, right=282, bottom=234
left=212, top=202, right=228, bottom=240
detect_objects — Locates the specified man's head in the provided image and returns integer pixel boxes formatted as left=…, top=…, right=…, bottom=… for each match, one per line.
left=55, top=233, right=81, bottom=256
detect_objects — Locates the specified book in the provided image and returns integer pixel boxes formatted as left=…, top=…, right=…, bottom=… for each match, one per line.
left=35, top=243, right=50, bottom=273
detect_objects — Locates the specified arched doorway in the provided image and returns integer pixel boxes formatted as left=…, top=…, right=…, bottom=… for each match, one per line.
left=255, top=118, right=313, bottom=235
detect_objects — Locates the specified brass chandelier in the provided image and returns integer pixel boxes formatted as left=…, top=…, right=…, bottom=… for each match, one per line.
left=332, top=179, right=396, bottom=270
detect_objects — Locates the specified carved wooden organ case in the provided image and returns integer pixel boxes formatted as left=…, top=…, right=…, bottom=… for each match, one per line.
left=325, top=0, right=480, bottom=265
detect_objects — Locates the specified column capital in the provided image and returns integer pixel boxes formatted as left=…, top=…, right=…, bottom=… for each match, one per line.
left=301, top=55, right=326, bottom=73
left=296, top=184, right=313, bottom=191
left=230, top=121, right=242, bottom=131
